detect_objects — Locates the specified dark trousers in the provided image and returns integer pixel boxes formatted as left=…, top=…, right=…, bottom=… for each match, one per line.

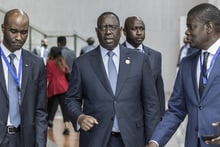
left=0, top=133, right=21, bottom=147
left=47, top=93, right=69, bottom=122
left=198, top=138, right=201, bottom=147
left=107, top=133, right=125, bottom=147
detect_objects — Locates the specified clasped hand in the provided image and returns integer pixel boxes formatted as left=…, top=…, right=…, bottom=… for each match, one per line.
left=78, top=114, right=99, bottom=131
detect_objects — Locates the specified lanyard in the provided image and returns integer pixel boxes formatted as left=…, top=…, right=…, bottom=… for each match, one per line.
left=200, top=46, right=220, bottom=84
left=0, top=47, right=22, bottom=103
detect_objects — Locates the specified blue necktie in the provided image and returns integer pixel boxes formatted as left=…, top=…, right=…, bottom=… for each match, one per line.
left=8, top=53, right=21, bottom=127
left=107, top=51, right=119, bottom=132
left=107, top=51, right=117, bottom=94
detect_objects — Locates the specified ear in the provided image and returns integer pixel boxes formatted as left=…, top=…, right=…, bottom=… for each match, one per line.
left=95, top=27, right=99, bottom=35
left=1, top=24, right=5, bottom=32
left=119, top=26, right=123, bottom=36
left=123, top=27, right=126, bottom=36
left=205, top=21, right=214, bottom=34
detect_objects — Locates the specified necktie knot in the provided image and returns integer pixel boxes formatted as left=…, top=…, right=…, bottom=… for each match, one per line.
left=134, top=48, right=141, bottom=52
left=203, top=52, right=209, bottom=60
left=9, top=53, right=16, bottom=63
left=107, top=51, right=114, bottom=57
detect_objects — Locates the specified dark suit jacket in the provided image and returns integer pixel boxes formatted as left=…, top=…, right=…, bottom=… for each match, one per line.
left=65, top=45, right=160, bottom=147
left=0, top=49, right=48, bottom=147
left=151, top=50, right=220, bottom=147
left=122, top=42, right=165, bottom=118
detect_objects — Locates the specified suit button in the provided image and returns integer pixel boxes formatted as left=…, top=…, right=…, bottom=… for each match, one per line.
left=195, top=127, right=198, bottom=132
left=199, top=106, right=203, bottom=110
left=111, top=117, right=114, bottom=121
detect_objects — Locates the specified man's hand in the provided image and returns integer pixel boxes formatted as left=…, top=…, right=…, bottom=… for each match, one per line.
left=146, top=142, right=158, bottom=147
left=205, top=136, right=220, bottom=145
left=205, top=122, right=220, bottom=145
left=77, top=114, right=99, bottom=131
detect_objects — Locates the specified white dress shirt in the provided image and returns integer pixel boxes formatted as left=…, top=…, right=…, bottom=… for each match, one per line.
left=196, top=38, right=220, bottom=87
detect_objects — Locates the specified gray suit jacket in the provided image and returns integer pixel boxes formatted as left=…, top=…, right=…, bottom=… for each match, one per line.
left=0, top=49, right=47, bottom=147
left=65, top=45, right=160, bottom=147
left=61, top=46, right=76, bottom=73
left=122, top=42, right=165, bottom=118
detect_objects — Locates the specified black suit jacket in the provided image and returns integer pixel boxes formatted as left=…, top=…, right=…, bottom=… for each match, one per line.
left=122, top=42, right=165, bottom=118
left=0, top=49, right=47, bottom=147
left=65, top=45, right=160, bottom=147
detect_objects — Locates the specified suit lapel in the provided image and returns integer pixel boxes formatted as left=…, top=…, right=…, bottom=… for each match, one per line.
left=90, top=47, right=113, bottom=95
left=21, top=50, right=30, bottom=102
left=191, top=51, right=201, bottom=100
left=0, top=58, right=8, bottom=100
left=115, top=46, right=132, bottom=97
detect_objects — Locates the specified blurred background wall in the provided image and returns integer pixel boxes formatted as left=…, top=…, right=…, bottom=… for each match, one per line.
left=0, top=0, right=219, bottom=94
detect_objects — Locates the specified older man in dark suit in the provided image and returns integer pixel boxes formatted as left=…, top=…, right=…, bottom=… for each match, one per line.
left=122, top=16, right=165, bottom=119
left=65, top=12, right=160, bottom=147
left=0, top=9, right=47, bottom=147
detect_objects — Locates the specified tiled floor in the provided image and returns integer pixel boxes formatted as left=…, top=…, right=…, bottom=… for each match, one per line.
left=47, top=119, right=79, bottom=147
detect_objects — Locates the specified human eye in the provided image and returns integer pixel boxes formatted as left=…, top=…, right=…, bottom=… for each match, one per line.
left=20, top=30, right=28, bottom=35
left=99, top=25, right=107, bottom=31
left=139, top=27, right=145, bottom=31
left=9, top=28, right=17, bottom=34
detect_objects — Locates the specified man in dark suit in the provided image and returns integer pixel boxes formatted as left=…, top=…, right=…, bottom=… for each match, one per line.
left=65, top=12, right=160, bottom=147
left=147, top=3, right=220, bottom=147
left=0, top=9, right=47, bottom=147
left=122, top=16, right=165, bottom=118
left=57, top=36, right=76, bottom=73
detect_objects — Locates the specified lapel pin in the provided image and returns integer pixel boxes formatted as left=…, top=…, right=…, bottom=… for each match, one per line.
left=125, top=57, right=131, bottom=64
left=25, top=64, right=28, bottom=67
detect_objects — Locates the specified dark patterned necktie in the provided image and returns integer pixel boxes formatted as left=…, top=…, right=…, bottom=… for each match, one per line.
left=199, top=52, right=209, bottom=97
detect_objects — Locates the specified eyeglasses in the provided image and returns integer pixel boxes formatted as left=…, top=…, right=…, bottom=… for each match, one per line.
left=98, top=25, right=120, bottom=32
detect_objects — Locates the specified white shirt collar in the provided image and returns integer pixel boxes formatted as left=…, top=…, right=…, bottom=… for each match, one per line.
left=201, top=38, right=220, bottom=56
left=0, top=43, right=22, bottom=60
left=100, top=44, right=120, bottom=58
left=125, top=41, right=143, bottom=50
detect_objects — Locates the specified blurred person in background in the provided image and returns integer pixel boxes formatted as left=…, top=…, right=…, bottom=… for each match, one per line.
left=57, top=36, right=76, bottom=75
left=46, top=46, right=70, bottom=135
left=80, top=37, right=96, bottom=55
left=32, top=38, right=49, bottom=65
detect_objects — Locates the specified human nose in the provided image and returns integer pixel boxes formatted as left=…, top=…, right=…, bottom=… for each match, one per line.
left=15, top=32, right=22, bottom=40
left=185, top=29, right=190, bottom=36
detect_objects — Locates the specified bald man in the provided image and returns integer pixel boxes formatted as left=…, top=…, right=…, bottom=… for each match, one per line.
left=0, top=9, right=47, bottom=147
left=122, top=16, right=165, bottom=119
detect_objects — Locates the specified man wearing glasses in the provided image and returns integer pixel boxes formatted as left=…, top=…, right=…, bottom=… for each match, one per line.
left=65, top=12, right=160, bottom=147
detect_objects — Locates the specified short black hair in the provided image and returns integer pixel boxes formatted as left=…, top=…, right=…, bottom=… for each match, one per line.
left=187, top=3, right=220, bottom=33
left=57, top=36, right=67, bottom=46
left=97, top=12, right=120, bottom=27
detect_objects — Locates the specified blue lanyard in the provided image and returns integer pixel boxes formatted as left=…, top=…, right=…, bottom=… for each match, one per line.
left=200, top=46, right=220, bottom=84
left=0, top=47, right=22, bottom=103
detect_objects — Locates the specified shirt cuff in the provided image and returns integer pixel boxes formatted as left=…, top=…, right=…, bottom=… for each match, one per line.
left=149, top=140, right=159, bottom=147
